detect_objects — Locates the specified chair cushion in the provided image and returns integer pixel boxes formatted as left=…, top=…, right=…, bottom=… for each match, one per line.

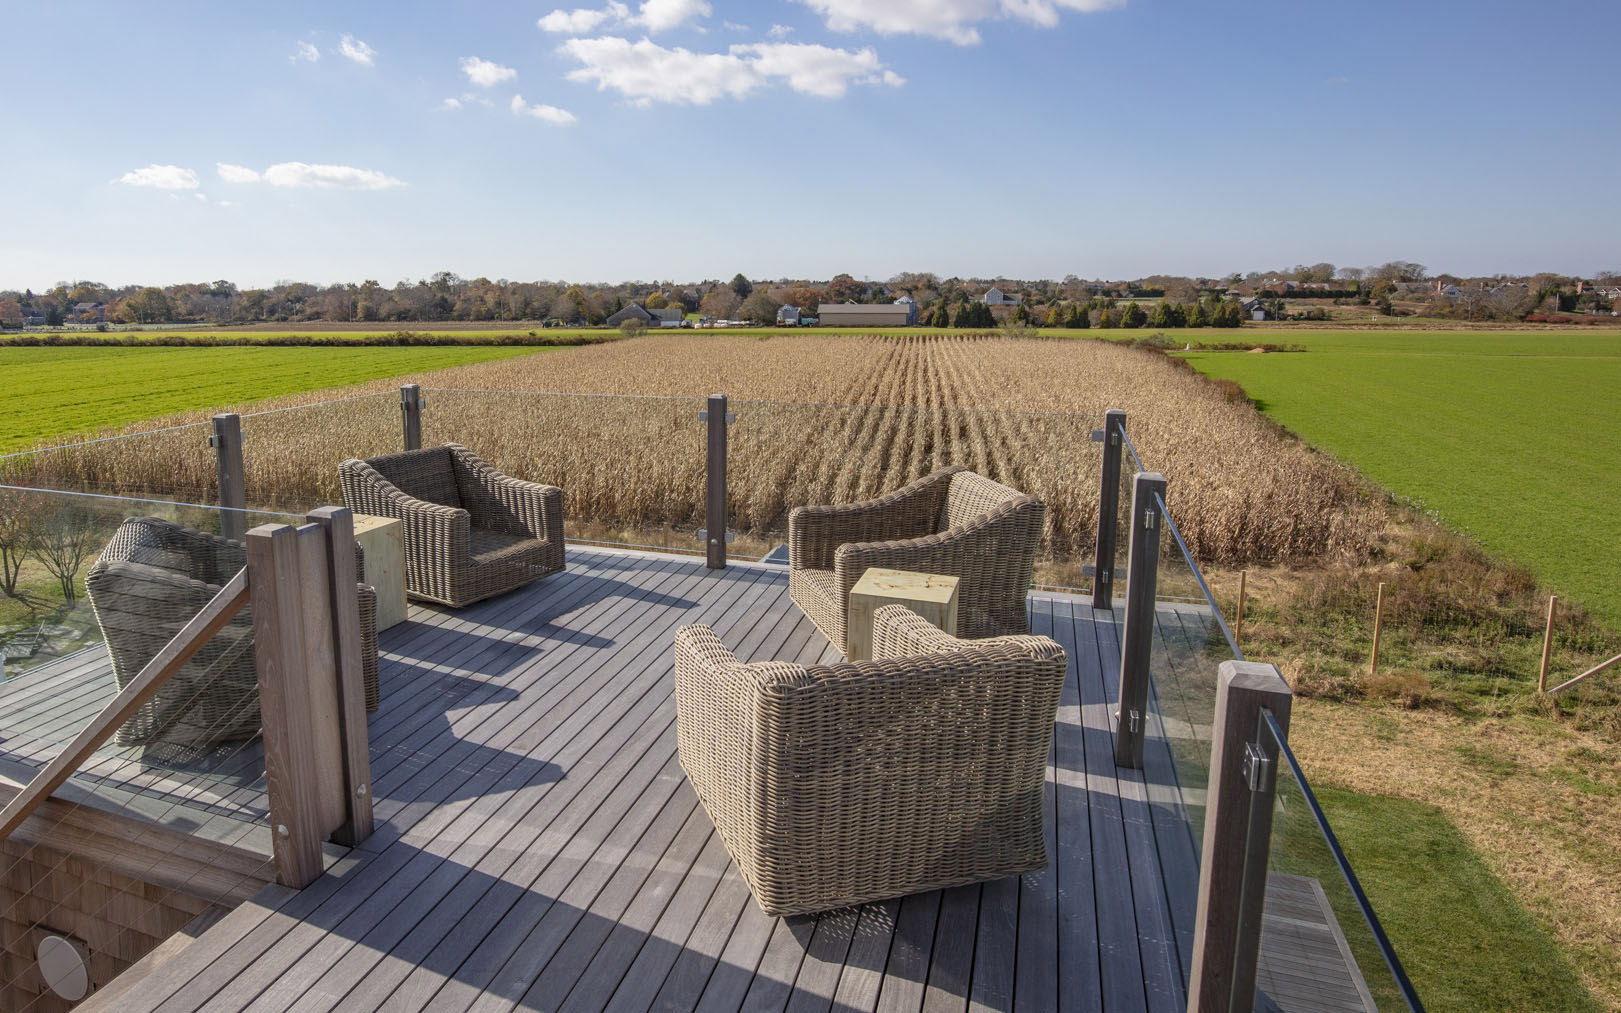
left=469, top=527, right=543, bottom=566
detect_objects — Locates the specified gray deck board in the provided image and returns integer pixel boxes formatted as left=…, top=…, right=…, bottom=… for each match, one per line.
left=5, top=546, right=1379, bottom=1012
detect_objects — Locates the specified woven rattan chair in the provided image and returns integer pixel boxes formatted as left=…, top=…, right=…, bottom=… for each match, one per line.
left=86, top=516, right=380, bottom=760
left=675, top=603, right=1066, bottom=917
left=338, top=443, right=564, bottom=609
left=789, top=466, right=1045, bottom=653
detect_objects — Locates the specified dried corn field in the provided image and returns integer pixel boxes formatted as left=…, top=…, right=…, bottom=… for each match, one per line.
left=1, top=334, right=1386, bottom=577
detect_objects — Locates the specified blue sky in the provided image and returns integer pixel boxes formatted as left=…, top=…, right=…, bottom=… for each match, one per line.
left=2, top=0, right=1617, bottom=288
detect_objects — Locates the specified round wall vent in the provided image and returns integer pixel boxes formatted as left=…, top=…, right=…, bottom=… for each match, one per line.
left=37, top=933, right=91, bottom=1001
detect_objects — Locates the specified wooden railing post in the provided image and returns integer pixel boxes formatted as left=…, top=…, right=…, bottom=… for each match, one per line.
left=1114, top=471, right=1166, bottom=769
left=701, top=394, right=731, bottom=570
left=247, top=509, right=374, bottom=889
left=1187, top=660, right=1293, bottom=1013
left=307, top=507, right=374, bottom=846
left=400, top=384, right=422, bottom=452
left=1092, top=408, right=1126, bottom=609
left=211, top=413, right=245, bottom=541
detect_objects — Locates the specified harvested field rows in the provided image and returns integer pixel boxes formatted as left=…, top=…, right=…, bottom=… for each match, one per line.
left=2, top=334, right=1384, bottom=575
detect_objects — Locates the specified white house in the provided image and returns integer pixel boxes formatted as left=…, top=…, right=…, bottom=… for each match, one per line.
left=776, top=304, right=801, bottom=326
left=980, top=287, right=1022, bottom=307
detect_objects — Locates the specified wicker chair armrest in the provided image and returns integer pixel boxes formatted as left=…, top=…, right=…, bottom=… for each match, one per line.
left=870, top=605, right=1065, bottom=667
left=453, top=452, right=563, bottom=544
left=339, top=458, right=470, bottom=556
left=831, top=497, right=1037, bottom=599
left=788, top=466, right=965, bottom=571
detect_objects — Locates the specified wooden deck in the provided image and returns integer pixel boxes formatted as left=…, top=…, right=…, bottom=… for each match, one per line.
left=0, top=546, right=1374, bottom=1012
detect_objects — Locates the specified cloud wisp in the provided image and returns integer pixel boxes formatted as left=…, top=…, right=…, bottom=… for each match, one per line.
left=561, top=36, right=902, bottom=105
left=211, top=161, right=405, bottom=189
left=114, top=164, right=200, bottom=190
left=511, top=95, right=578, bottom=124
left=338, top=34, right=377, bottom=65
left=800, top=0, right=1123, bottom=45
left=461, top=56, right=517, bottom=87
left=291, top=41, right=320, bottom=63
left=538, top=0, right=708, bottom=35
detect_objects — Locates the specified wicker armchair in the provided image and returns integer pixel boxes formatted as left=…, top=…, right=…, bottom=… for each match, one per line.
left=675, top=604, right=1066, bottom=917
left=86, top=517, right=380, bottom=760
left=789, top=466, right=1045, bottom=653
left=338, top=443, right=564, bottom=609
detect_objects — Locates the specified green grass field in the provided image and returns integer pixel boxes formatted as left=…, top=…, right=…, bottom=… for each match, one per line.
left=1179, top=331, right=1621, bottom=626
left=0, top=344, right=548, bottom=452
left=1311, top=786, right=1599, bottom=1011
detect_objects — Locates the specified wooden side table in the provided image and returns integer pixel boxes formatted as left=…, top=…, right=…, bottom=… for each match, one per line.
left=846, top=567, right=960, bottom=662
left=353, top=514, right=408, bottom=631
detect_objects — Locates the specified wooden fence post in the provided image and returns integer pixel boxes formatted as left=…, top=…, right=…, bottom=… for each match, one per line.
left=1368, top=581, right=1387, bottom=678
left=1187, top=659, right=1293, bottom=1013
left=1114, top=471, right=1166, bottom=769
left=400, top=384, right=422, bottom=452
left=211, top=414, right=245, bottom=542
left=1539, top=595, right=1558, bottom=694
left=1091, top=408, right=1126, bottom=610
left=1235, top=570, right=1247, bottom=647
left=246, top=511, right=374, bottom=889
left=701, top=394, right=730, bottom=570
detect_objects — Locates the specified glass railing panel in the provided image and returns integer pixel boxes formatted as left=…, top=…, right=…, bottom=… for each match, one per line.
left=729, top=399, right=1101, bottom=588
left=1260, top=710, right=1422, bottom=1012
left=420, top=389, right=708, bottom=554
left=238, top=392, right=400, bottom=514
left=1134, top=487, right=1244, bottom=987
left=0, top=486, right=299, bottom=831
left=0, top=420, right=218, bottom=503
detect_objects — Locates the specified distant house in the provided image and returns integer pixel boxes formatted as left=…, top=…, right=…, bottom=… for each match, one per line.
left=816, top=302, right=914, bottom=327
left=980, top=287, right=1022, bottom=307
left=73, top=302, right=106, bottom=323
left=22, top=314, right=44, bottom=328
left=1241, top=298, right=1271, bottom=322
left=776, top=304, right=801, bottom=326
left=893, top=294, right=919, bottom=324
left=606, top=303, right=685, bottom=328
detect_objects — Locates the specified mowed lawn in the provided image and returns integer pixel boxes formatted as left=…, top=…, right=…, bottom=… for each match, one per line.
left=0, top=344, right=546, bottom=451
left=1180, top=330, right=1621, bottom=624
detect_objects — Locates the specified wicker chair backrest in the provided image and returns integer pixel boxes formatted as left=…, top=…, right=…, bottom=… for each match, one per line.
left=936, top=471, right=1036, bottom=533
left=364, top=446, right=462, bottom=509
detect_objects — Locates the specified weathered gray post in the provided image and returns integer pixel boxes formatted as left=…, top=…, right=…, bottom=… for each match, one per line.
left=211, top=413, right=245, bottom=542
left=1091, top=408, right=1126, bottom=609
left=1187, top=660, right=1292, bottom=1013
left=400, top=384, right=422, bottom=452
left=701, top=394, right=731, bottom=570
left=1113, top=470, right=1166, bottom=769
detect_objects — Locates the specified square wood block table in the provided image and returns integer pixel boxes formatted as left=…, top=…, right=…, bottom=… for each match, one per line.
left=353, top=514, right=408, bottom=631
left=845, top=567, right=960, bottom=661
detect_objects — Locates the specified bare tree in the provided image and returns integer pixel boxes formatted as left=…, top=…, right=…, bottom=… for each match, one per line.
left=25, top=506, right=101, bottom=604
left=0, top=491, right=44, bottom=599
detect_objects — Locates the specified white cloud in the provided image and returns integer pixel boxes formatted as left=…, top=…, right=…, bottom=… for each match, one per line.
left=633, top=0, right=710, bottom=32
left=460, top=56, right=517, bottom=87
left=194, top=193, right=209, bottom=202
left=441, top=96, right=463, bottom=110
left=216, top=162, right=262, bottom=183
left=537, top=3, right=628, bottom=33
left=338, top=34, right=376, bottom=65
left=114, top=164, right=200, bottom=190
left=767, top=23, right=793, bottom=38
left=561, top=36, right=901, bottom=106
left=538, top=0, right=704, bottom=35
left=217, top=200, right=240, bottom=208
left=510, top=94, right=578, bottom=124
left=800, top=0, right=1122, bottom=45
left=736, top=42, right=899, bottom=97
left=723, top=20, right=750, bottom=31
left=291, top=41, right=320, bottom=63
left=262, top=162, right=405, bottom=189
